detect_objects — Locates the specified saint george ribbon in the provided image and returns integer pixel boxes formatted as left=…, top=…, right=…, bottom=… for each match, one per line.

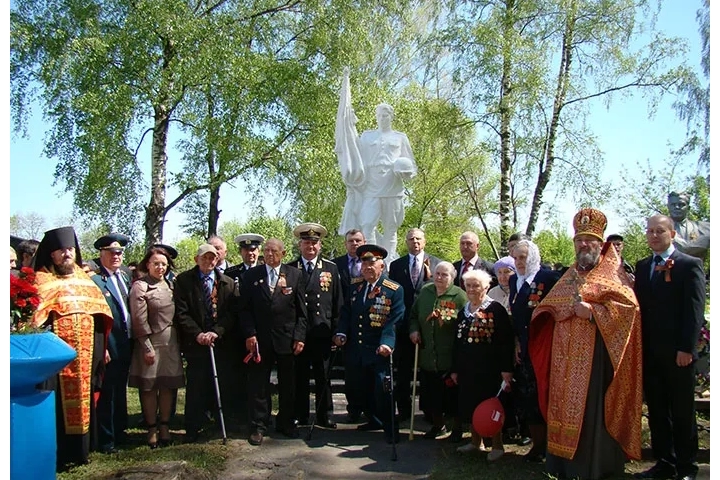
left=528, top=244, right=643, bottom=461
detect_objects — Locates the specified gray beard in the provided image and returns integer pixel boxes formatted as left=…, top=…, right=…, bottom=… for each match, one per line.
left=576, top=251, right=599, bottom=270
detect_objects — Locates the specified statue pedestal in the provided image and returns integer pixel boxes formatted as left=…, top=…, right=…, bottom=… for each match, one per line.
left=10, top=332, right=77, bottom=480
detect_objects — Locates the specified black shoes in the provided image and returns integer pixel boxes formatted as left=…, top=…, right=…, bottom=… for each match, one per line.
left=357, top=421, right=383, bottom=432
left=633, top=462, right=677, bottom=479
left=448, top=429, right=464, bottom=443
left=317, top=418, right=337, bottom=429
left=276, top=420, right=301, bottom=439
left=184, top=430, right=201, bottom=444
left=523, top=448, right=546, bottom=463
left=424, top=425, right=448, bottom=439
left=249, top=431, right=264, bottom=446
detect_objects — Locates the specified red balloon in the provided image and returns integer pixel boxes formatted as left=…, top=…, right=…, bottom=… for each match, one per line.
left=472, top=397, right=505, bottom=437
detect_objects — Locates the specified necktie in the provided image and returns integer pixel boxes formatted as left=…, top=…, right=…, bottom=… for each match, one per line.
left=202, top=275, right=214, bottom=313
left=364, top=283, right=371, bottom=302
left=114, top=271, right=131, bottom=337
left=307, top=261, right=314, bottom=275
left=269, top=268, right=277, bottom=288
left=350, top=258, right=359, bottom=277
left=650, top=255, right=663, bottom=279
left=115, top=271, right=129, bottom=300
left=411, top=256, right=421, bottom=285
left=460, top=261, right=471, bottom=289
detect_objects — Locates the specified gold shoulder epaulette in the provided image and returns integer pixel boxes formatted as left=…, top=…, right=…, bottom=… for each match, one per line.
left=382, top=278, right=400, bottom=291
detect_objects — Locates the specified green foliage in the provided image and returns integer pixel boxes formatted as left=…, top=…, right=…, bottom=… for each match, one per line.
left=533, top=229, right=576, bottom=267
left=217, top=213, right=295, bottom=265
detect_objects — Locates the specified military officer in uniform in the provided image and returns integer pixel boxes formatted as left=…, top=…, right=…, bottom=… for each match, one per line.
left=225, top=234, right=266, bottom=289
left=90, top=233, right=133, bottom=453
left=291, top=223, right=343, bottom=429
left=333, top=244, right=405, bottom=443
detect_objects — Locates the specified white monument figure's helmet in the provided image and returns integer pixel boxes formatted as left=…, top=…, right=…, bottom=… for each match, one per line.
left=394, top=156, right=416, bottom=179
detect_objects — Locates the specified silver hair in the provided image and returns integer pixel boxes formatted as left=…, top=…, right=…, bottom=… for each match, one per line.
left=462, top=268, right=492, bottom=290
left=514, top=239, right=541, bottom=278
left=434, top=261, right=457, bottom=281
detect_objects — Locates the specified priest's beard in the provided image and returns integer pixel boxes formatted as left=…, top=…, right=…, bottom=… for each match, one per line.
left=54, top=259, right=76, bottom=276
left=576, top=251, right=599, bottom=271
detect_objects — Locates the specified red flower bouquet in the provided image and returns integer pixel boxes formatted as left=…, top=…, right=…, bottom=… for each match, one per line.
left=10, top=267, right=42, bottom=333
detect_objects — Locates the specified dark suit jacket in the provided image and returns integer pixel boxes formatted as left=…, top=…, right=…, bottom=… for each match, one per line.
left=634, top=249, right=706, bottom=359
left=388, top=252, right=442, bottom=326
left=453, top=257, right=496, bottom=287
left=173, top=265, right=237, bottom=357
left=336, top=273, right=405, bottom=363
left=239, top=264, right=308, bottom=355
left=290, top=257, right=343, bottom=337
left=508, top=268, right=561, bottom=361
left=332, top=254, right=364, bottom=303
left=91, top=266, right=133, bottom=363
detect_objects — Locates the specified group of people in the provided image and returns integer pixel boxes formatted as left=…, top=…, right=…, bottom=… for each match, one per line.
left=16, top=201, right=706, bottom=480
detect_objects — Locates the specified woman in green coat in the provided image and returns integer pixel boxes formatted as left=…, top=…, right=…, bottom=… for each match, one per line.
left=409, top=261, right=468, bottom=439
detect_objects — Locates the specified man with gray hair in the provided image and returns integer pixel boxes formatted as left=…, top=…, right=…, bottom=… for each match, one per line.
left=453, top=231, right=495, bottom=290
left=389, top=227, right=444, bottom=421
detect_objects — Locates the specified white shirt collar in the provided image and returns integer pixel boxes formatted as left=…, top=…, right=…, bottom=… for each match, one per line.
left=653, top=245, right=675, bottom=261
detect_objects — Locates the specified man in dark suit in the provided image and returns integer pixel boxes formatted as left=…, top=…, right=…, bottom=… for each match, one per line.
left=174, top=243, right=238, bottom=443
left=634, top=215, right=706, bottom=480
left=453, top=231, right=495, bottom=290
left=334, top=244, right=405, bottom=444
left=332, top=228, right=366, bottom=422
left=388, top=227, right=443, bottom=421
left=290, top=223, right=343, bottom=429
left=90, top=233, right=133, bottom=454
left=223, top=233, right=265, bottom=425
left=239, top=238, right=308, bottom=446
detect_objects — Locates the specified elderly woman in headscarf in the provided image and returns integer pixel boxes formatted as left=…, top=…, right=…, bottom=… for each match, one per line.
left=409, top=261, right=467, bottom=440
left=488, top=256, right=515, bottom=314
left=509, top=239, right=561, bottom=462
left=450, top=269, right=515, bottom=461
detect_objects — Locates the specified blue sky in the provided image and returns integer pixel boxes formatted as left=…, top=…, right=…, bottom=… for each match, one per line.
left=7, top=0, right=706, bottom=243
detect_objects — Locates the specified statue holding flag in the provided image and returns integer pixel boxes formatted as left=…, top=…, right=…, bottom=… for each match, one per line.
left=335, top=68, right=417, bottom=261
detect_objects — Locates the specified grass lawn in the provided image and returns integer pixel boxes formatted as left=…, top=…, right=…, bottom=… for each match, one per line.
left=57, top=388, right=227, bottom=480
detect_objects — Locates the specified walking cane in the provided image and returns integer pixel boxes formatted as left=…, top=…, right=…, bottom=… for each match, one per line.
left=388, top=352, right=398, bottom=461
left=409, top=341, right=419, bottom=441
left=306, top=345, right=340, bottom=441
left=209, top=344, right=227, bottom=445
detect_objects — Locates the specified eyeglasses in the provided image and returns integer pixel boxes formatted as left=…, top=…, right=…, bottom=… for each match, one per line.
left=151, top=262, right=168, bottom=268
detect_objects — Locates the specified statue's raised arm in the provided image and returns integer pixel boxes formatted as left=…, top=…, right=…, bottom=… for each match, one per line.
left=336, top=68, right=365, bottom=235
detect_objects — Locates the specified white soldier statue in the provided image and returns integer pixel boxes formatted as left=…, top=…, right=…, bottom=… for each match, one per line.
left=335, top=68, right=417, bottom=261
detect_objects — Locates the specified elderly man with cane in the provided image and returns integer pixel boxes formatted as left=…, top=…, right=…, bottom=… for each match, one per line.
left=333, top=244, right=405, bottom=447
left=174, top=244, right=238, bottom=443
